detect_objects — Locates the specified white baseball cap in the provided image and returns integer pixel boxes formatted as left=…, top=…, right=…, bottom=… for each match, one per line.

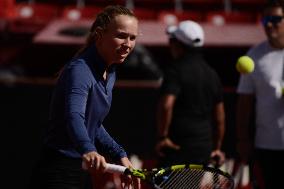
left=166, top=20, right=205, bottom=47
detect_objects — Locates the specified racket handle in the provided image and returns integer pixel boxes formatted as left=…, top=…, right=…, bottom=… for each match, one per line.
left=82, top=162, right=127, bottom=174
left=105, top=163, right=127, bottom=174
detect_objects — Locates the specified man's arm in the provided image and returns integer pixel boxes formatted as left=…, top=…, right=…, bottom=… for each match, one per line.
left=156, top=94, right=180, bottom=156
left=211, top=101, right=226, bottom=165
left=213, top=101, right=225, bottom=151
left=156, top=94, right=176, bottom=139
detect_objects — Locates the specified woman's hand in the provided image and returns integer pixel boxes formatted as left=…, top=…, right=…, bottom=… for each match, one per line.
left=82, top=151, right=107, bottom=172
left=120, top=157, right=141, bottom=189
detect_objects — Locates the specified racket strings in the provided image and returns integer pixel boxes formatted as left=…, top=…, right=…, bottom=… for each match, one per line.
left=159, top=169, right=203, bottom=189
left=157, top=168, right=233, bottom=189
left=176, top=169, right=203, bottom=189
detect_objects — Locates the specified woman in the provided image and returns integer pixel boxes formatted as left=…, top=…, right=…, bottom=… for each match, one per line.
left=30, top=5, right=140, bottom=189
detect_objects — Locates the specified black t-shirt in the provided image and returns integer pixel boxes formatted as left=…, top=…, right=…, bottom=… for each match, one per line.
left=159, top=50, right=223, bottom=162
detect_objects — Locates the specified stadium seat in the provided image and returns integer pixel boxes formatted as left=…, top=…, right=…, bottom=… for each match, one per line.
left=132, top=8, right=157, bottom=20
left=61, top=5, right=102, bottom=21
left=0, top=0, right=15, bottom=31
left=182, top=0, right=223, bottom=10
left=231, top=0, right=266, bottom=5
left=231, top=0, right=266, bottom=12
left=0, top=0, right=15, bottom=18
left=158, top=10, right=203, bottom=25
left=123, top=0, right=174, bottom=10
left=7, top=2, right=60, bottom=34
left=206, top=11, right=257, bottom=26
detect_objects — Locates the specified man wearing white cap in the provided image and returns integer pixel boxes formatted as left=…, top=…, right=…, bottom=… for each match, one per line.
left=155, top=20, right=226, bottom=167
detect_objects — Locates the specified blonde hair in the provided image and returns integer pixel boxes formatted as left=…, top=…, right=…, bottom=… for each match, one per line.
left=75, top=5, right=136, bottom=56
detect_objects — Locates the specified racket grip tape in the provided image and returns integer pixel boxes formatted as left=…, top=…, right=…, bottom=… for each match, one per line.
left=82, top=162, right=127, bottom=174
left=105, top=163, right=127, bottom=174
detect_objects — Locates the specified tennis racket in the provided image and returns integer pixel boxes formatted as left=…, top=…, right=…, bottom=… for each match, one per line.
left=105, top=163, right=234, bottom=189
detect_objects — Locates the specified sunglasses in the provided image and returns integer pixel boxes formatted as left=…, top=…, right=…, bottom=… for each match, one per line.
left=261, top=15, right=284, bottom=26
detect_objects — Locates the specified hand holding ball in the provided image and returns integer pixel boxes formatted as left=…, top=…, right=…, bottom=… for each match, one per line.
left=236, top=56, right=254, bottom=74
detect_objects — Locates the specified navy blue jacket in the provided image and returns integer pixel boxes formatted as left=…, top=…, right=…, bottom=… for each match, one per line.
left=45, top=43, right=127, bottom=161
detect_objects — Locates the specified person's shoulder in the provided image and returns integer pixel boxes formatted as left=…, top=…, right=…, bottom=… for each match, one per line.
left=67, top=58, right=90, bottom=71
left=201, top=60, right=221, bottom=79
left=63, top=58, right=94, bottom=79
left=247, top=40, right=269, bottom=56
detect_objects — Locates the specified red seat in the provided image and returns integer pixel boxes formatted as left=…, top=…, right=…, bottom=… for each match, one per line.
left=130, top=0, right=173, bottom=7
left=182, top=0, right=223, bottom=7
left=7, top=2, right=60, bottom=33
left=0, top=0, right=15, bottom=18
left=206, top=11, right=257, bottom=26
left=231, top=0, right=266, bottom=12
left=61, top=5, right=102, bottom=21
left=231, top=0, right=266, bottom=5
left=0, top=0, right=15, bottom=31
left=158, top=10, right=203, bottom=25
left=132, top=8, right=157, bottom=20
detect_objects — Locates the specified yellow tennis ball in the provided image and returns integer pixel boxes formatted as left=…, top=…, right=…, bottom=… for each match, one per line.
left=236, top=56, right=254, bottom=74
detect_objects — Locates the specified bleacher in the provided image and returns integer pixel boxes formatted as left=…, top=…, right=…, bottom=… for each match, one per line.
left=0, top=0, right=264, bottom=32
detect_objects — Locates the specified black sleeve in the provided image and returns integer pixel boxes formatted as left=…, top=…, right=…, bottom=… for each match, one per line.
left=211, top=70, right=224, bottom=104
left=160, top=65, right=181, bottom=96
